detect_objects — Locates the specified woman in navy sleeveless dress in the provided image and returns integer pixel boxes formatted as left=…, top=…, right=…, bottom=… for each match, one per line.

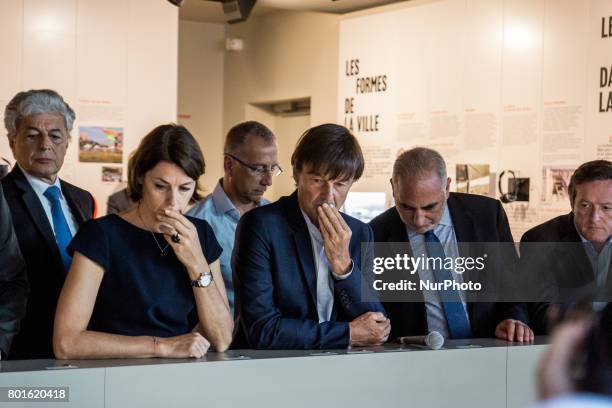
left=53, top=124, right=233, bottom=359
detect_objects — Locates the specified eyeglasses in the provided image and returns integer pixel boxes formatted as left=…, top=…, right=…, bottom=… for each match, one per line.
left=225, top=153, right=283, bottom=177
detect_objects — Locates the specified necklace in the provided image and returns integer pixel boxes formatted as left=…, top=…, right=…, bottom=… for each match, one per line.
left=137, top=204, right=169, bottom=256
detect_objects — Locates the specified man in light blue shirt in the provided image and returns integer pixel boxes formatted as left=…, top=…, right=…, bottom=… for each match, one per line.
left=188, top=121, right=280, bottom=313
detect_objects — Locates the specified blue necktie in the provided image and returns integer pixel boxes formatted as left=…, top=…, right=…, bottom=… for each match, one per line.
left=44, top=186, right=73, bottom=272
left=424, top=230, right=472, bottom=339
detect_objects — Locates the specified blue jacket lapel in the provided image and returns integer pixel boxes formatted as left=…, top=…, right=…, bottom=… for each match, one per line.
left=284, top=192, right=318, bottom=310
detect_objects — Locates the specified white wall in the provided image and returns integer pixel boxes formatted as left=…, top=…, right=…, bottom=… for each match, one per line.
left=222, top=10, right=340, bottom=200
left=223, top=10, right=339, bottom=128
left=179, top=0, right=612, bottom=234
left=178, top=20, right=225, bottom=195
left=271, top=114, right=311, bottom=198
left=338, top=0, right=612, bottom=238
left=0, top=0, right=178, bottom=215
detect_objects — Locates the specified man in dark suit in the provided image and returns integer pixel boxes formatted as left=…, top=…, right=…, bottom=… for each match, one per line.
left=370, top=147, right=532, bottom=342
left=233, top=124, right=389, bottom=349
left=521, top=160, right=612, bottom=333
left=0, top=183, right=28, bottom=359
left=2, top=89, right=95, bottom=359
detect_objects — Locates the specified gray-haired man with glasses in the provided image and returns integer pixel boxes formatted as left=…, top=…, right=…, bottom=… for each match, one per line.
left=188, top=121, right=280, bottom=313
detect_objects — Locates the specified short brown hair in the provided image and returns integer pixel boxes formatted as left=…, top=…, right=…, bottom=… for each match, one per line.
left=224, top=121, right=275, bottom=154
left=568, top=160, right=612, bottom=204
left=128, top=124, right=205, bottom=202
left=291, top=123, right=364, bottom=181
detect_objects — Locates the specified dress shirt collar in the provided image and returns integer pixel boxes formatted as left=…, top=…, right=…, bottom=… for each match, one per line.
left=577, top=230, right=612, bottom=252
left=211, top=178, right=270, bottom=218
left=438, top=202, right=452, bottom=226
left=19, top=164, right=63, bottom=198
left=211, top=179, right=238, bottom=216
left=301, top=208, right=323, bottom=245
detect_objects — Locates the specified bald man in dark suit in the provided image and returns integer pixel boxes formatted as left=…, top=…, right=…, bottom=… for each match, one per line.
left=370, top=147, right=532, bottom=342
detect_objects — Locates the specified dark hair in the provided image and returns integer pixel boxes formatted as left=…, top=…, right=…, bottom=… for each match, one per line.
left=568, top=160, right=612, bottom=204
left=224, top=121, right=275, bottom=154
left=291, top=123, right=364, bottom=181
left=128, top=124, right=205, bottom=202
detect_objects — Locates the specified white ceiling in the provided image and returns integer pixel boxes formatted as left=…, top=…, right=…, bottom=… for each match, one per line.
left=179, top=0, right=404, bottom=23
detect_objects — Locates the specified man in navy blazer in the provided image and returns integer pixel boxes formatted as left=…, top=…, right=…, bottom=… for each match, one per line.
left=520, top=160, right=612, bottom=334
left=370, top=147, right=532, bottom=342
left=2, top=90, right=95, bottom=359
left=233, top=124, right=389, bottom=349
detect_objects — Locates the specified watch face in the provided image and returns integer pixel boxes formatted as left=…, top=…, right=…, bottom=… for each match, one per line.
left=193, top=272, right=213, bottom=288
left=199, top=272, right=212, bottom=287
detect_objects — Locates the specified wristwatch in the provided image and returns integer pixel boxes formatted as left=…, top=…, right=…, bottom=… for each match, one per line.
left=191, top=271, right=213, bottom=288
